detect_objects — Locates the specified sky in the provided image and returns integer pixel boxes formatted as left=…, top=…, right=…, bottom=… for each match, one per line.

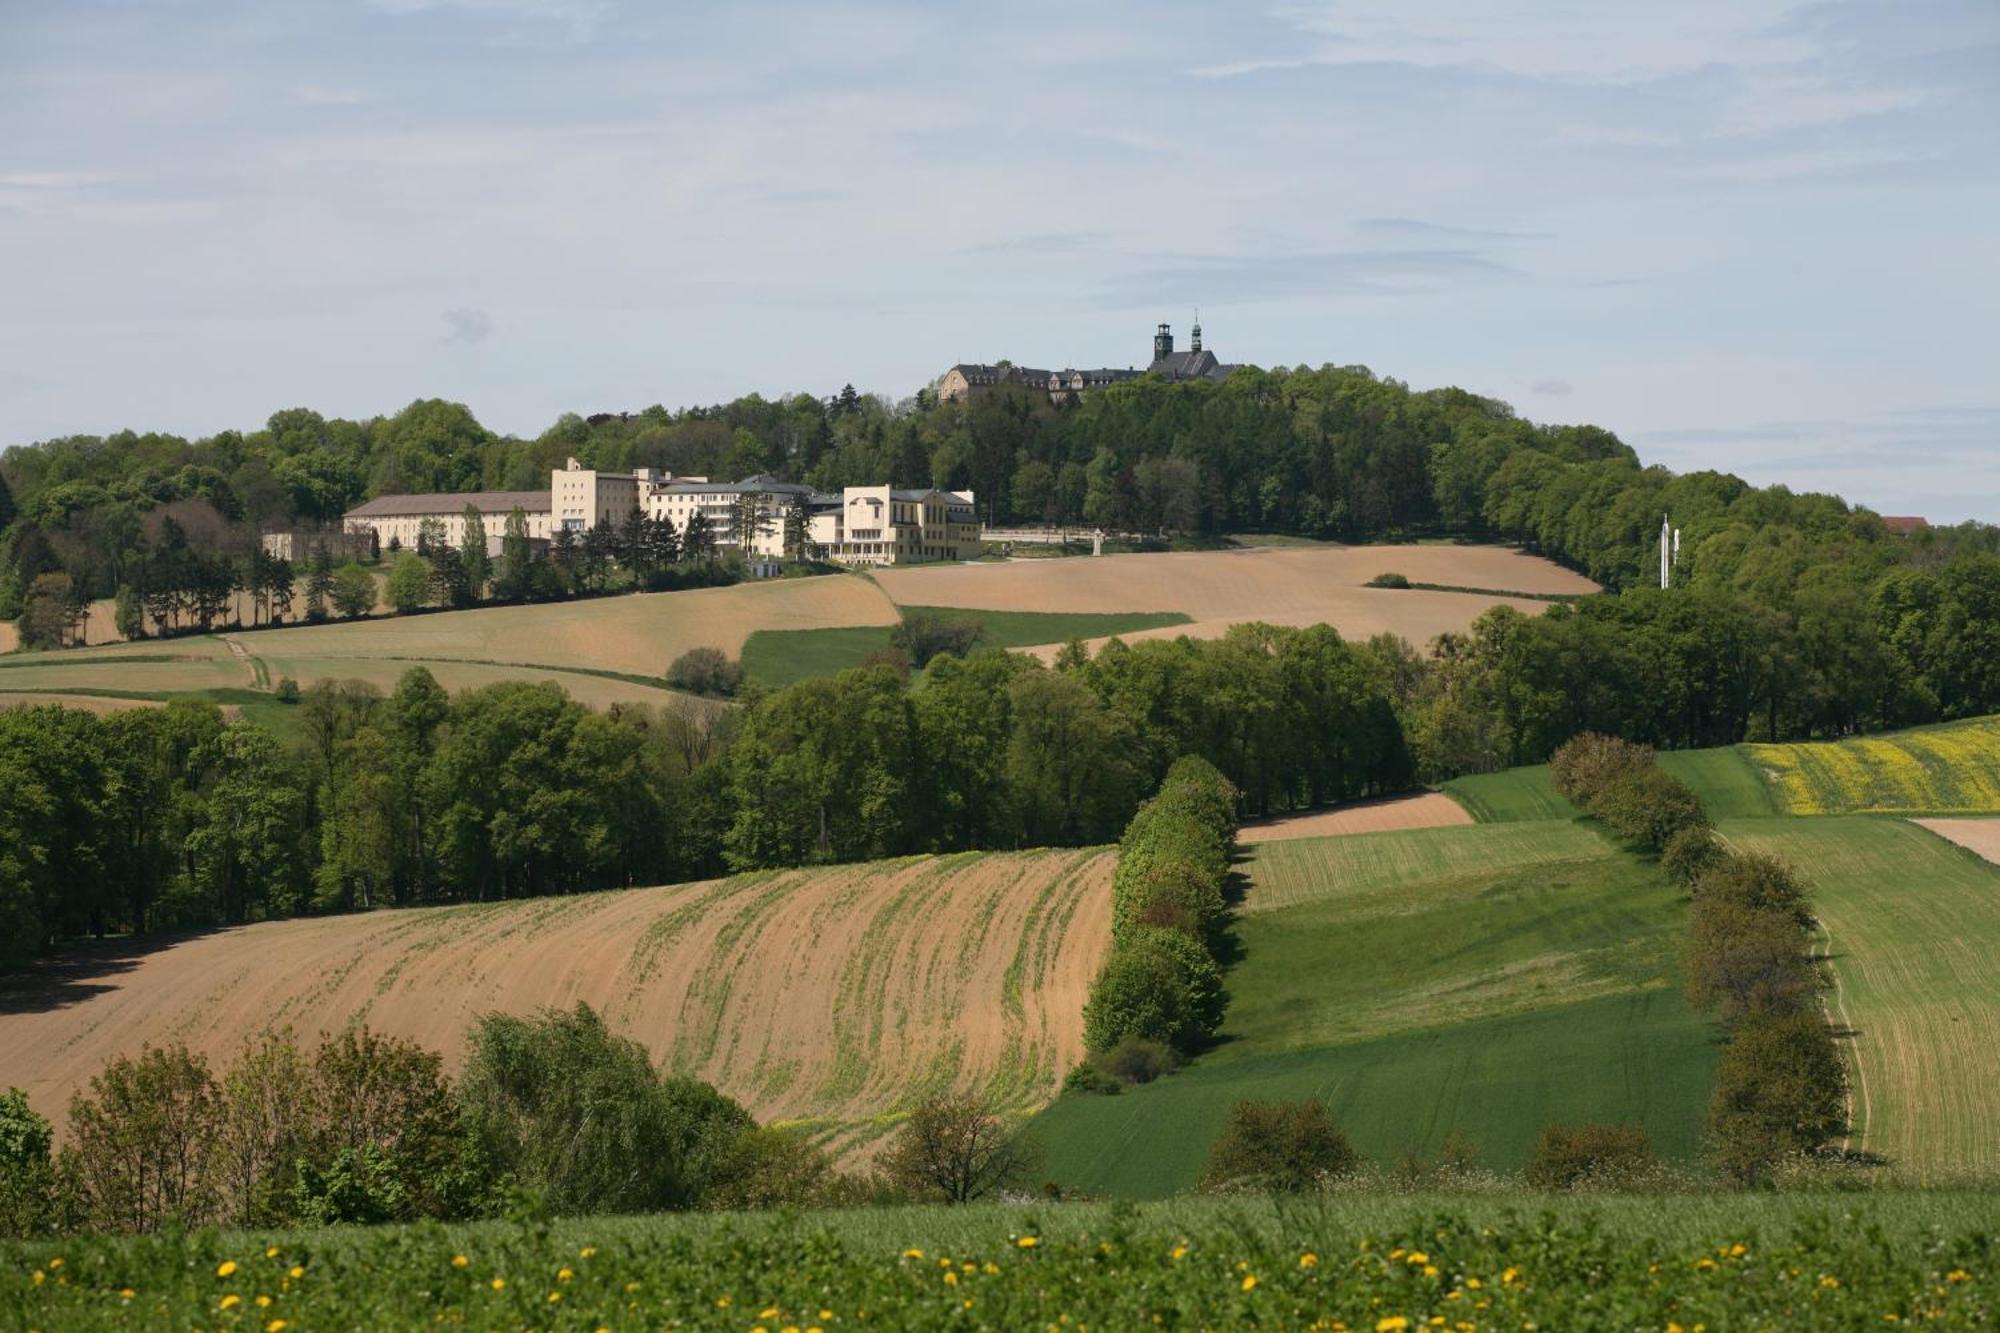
left=1, top=0, right=1996, bottom=520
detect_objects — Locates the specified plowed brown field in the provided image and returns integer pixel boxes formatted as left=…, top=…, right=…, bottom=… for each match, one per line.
left=1, top=847, right=1112, bottom=1157
left=1915, top=818, right=2000, bottom=865
left=877, top=545, right=1595, bottom=653
left=1236, top=792, right=1474, bottom=843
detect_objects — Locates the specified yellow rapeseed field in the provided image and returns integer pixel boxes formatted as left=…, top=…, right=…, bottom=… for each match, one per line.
left=1745, top=717, right=2000, bottom=815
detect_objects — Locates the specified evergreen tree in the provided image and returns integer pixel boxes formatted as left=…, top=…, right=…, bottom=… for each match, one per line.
left=783, top=495, right=813, bottom=562
left=305, top=544, right=335, bottom=621
left=495, top=507, right=533, bottom=601
left=459, top=504, right=491, bottom=600
left=682, top=511, right=715, bottom=564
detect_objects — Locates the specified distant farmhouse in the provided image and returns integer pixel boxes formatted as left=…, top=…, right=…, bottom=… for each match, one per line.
left=938, top=319, right=1241, bottom=404
left=343, top=461, right=981, bottom=567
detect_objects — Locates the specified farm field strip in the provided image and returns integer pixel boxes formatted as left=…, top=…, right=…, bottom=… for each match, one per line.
left=1236, top=792, right=1472, bottom=843
left=1915, top=817, right=2000, bottom=865
left=1722, top=817, right=2000, bottom=1174
left=0, top=847, right=1114, bottom=1159
left=1030, top=819, right=1714, bottom=1195
left=1746, top=717, right=2000, bottom=815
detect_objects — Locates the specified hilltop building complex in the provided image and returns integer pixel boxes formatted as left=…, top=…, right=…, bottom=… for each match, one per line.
left=342, top=461, right=982, bottom=567
left=937, top=319, right=1241, bottom=404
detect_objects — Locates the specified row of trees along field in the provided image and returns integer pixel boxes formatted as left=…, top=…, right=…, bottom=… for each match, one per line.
left=7, top=368, right=2000, bottom=740
left=0, top=625, right=1413, bottom=961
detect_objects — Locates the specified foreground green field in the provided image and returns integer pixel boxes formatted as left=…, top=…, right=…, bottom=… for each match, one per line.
left=739, top=606, right=1192, bottom=688
left=1030, top=821, right=1717, bottom=1196
left=12, top=1193, right=1996, bottom=1330
left=1723, top=816, right=2000, bottom=1176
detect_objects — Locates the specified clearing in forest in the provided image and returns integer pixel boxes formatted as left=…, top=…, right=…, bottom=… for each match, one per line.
left=0, top=846, right=1113, bottom=1161
left=1722, top=817, right=2000, bottom=1176
left=1029, top=820, right=1715, bottom=1196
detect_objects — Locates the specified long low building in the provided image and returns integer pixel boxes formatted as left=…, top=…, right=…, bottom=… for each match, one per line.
left=343, top=460, right=982, bottom=567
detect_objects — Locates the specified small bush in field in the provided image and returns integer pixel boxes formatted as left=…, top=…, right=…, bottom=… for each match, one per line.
left=1593, top=766, right=1710, bottom=850
left=665, top=647, right=744, bottom=697
left=1366, top=571, right=1411, bottom=588
left=1548, top=732, right=1656, bottom=807
left=1061, top=1062, right=1121, bottom=1096
left=1097, top=1037, right=1179, bottom=1086
left=1662, top=825, right=1725, bottom=886
left=1524, top=1123, right=1660, bottom=1190
left=1200, top=1097, right=1358, bottom=1193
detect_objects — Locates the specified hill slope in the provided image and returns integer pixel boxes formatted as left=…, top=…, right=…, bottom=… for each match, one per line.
left=1028, top=821, right=1716, bottom=1196
left=0, top=847, right=1113, bottom=1158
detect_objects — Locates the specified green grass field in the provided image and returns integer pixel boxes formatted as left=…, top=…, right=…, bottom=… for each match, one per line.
left=1442, top=746, right=1779, bottom=824
left=740, top=606, right=1192, bottom=689
left=1722, top=816, right=2000, bottom=1176
left=1029, top=821, right=1717, bottom=1196
left=15, top=1192, right=1994, bottom=1330
left=1436, top=764, right=1578, bottom=822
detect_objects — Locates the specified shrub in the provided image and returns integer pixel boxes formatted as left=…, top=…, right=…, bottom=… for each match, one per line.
left=1061, top=1062, right=1121, bottom=1096
left=665, top=647, right=745, bottom=697
left=1199, top=1098, right=1358, bottom=1193
left=1662, top=825, right=1725, bottom=887
left=384, top=551, right=432, bottom=612
left=1159, top=754, right=1240, bottom=829
left=879, top=1094, right=1036, bottom=1204
left=305, top=1026, right=478, bottom=1222
left=66, top=1044, right=220, bottom=1232
left=1686, top=898, right=1817, bottom=1021
left=330, top=563, right=375, bottom=618
left=1117, top=857, right=1226, bottom=941
left=1548, top=732, right=1656, bottom=807
left=1366, top=571, right=1411, bottom=588
left=1592, top=766, right=1710, bottom=850
left=213, top=1031, right=313, bottom=1227
left=1082, top=927, right=1226, bottom=1054
left=1097, top=1037, right=1179, bottom=1085
left=1708, top=1011, right=1847, bottom=1184
left=1694, top=852, right=1814, bottom=927
left=702, top=1126, right=842, bottom=1209
left=0, top=1088, right=57, bottom=1239
left=891, top=612, right=984, bottom=667
left=459, top=1002, right=751, bottom=1216
left=1523, top=1123, right=1661, bottom=1190
left=274, top=676, right=301, bottom=703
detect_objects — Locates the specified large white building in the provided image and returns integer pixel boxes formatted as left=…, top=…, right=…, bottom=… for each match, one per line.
left=343, top=460, right=982, bottom=567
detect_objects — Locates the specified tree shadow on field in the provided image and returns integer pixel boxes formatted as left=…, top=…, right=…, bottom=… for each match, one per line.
left=0, top=929, right=223, bottom=1016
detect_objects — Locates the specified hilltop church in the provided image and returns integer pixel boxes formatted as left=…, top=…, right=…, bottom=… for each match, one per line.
left=936, top=319, right=1240, bottom=404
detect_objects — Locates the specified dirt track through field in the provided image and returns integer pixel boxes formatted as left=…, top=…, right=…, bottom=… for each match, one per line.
left=1236, top=793, right=1475, bottom=843
left=877, top=545, right=1596, bottom=652
left=0, top=848, right=1113, bottom=1156
left=1914, top=818, right=2000, bottom=865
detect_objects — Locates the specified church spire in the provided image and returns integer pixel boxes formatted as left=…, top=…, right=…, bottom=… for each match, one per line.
left=1191, top=309, right=1202, bottom=354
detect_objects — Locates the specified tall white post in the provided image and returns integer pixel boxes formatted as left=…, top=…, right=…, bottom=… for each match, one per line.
left=1660, top=515, right=1671, bottom=589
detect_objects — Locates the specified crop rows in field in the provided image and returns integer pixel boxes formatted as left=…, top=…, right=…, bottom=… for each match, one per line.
left=0, top=847, right=1114, bottom=1159
left=1745, top=717, right=2000, bottom=815
left=1722, top=817, right=2000, bottom=1175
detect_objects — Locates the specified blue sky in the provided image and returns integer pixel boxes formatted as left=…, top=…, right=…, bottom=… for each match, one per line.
left=2, top=1, right=1995, bottom=519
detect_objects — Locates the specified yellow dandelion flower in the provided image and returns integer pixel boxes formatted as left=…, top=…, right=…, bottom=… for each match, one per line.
left=903, top=1249, right=923, bottom=1260
left=945, top=1272, right=959, bottom=1285
left=717, top=1295, right=733, bottom=1308
left=1466, top=1278, right=1482, bottom=1290
left=1695, top=1259, right=1716, bottom=1272
left=218, top=1261, right=239, bottom=1278
left=120, top=1288, right=136, bottom=1299
left=762, top=1306, right=781, bottom=1318
left=257, top=1294, right=272, bottom=1307
left=1301, top=1252, right=1320, bottom=1268
left=1501, top=1267, right=1518, bottom=1283
left=1407, top=1252, right=1429, bottom=1266
left=559, top=1268, right=575, bottom=1282
left=784, top=1326, right=801, bottom=1333
left=268, top=1323, right=288, bottom=1333
left=1947, top=1270, right=1971, bottom=1283
left=1241, top=1274, right=1258, bottom=1292
left=452, top=1254, right=469, bottom=1268
left=221, top=1294, right=242, bottom=1310
left=1377, top=1318, right=1410, bottom=1332
left=1171, top=1246, right=1188, bottom=1261
left=266, top=1246, right=280, bottom=1259
left=48, top=1258, right=64, bottom=1269
left=1423, top=1265, right=1440, bottom=1278
left=627, top=1282, right=642, bottom=1293
left=491, top=1277, right=507, bottom=1291
left=579, top=1246, right=597, bottom=1259
left=1729, top=1244, right=1747, bottom=1258
left=984, top=1262, right=1000, bottom=1274
left=1822, top=1276, right=1842, bottom=1289
left=31, top=1272, right=44, bottom=1287
left=1884, top=1316, right=1901, bottom=1323
left=547, top=1291, right=561, bottom=1303
left=1017, top=1236, right=1039, bottom=1249
left=820, top=1313, right=834, bottom=1321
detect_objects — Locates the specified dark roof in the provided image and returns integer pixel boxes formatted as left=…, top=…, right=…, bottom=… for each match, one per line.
left=1147, top=348, right=1227, bottom=381
left=660, top=475, right=814, bottom=498
left=346, top=489, right=550, bottom=519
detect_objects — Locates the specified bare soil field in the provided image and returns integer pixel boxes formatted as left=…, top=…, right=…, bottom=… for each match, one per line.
left=1914, top=817, right=2000, bottom=865
left=0, top=693, right=169, bottom=715
left=239, top=575, right=899, bottom=678
left=0, top=847, right=1112, bottom=1157
left=251, top=653, right=720, bottom=714
left=1236, top=792, right=1475, bottom=844
left=880, top=545, right=1596, bottom=653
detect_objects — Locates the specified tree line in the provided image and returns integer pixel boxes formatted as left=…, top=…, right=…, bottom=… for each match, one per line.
left=2, top=623, right=1413, bottom=962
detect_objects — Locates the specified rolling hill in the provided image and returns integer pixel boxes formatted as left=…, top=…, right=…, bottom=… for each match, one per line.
left=0, top=847, right=1113, bottom=1160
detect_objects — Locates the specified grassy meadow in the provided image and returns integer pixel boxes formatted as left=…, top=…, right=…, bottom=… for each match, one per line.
left=1029, top=821, right=1718, bottom=1196
left=13, top=1191, right=1996, bottom=1330
left=1722, top=816, right=2000, bottom=1175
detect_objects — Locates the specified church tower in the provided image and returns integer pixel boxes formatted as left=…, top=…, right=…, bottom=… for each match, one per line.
left=1153, top=322, right=1173, bottom=362
left=1191, top=311, right=1203, bottom=353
